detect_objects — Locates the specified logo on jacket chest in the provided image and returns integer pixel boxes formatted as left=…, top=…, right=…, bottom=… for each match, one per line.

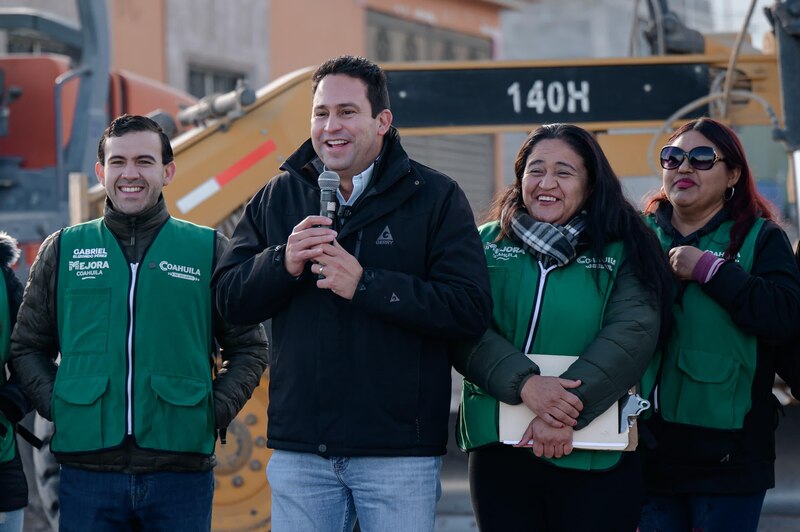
left=376, top=226, right=394, bottom=245
left=485, top=242, right=524, bottom=261
left=69, top=248, right=110, bottom=280
left=159, top=261, right=201, bottom=282
left=68, top=259, right=110, bottom=280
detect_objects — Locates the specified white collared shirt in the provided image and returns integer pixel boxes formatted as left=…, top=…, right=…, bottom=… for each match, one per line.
left=336, top=163, right=375, bottom=206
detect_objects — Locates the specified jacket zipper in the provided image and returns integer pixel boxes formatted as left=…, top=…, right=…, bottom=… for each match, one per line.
left=126, top=262, right=138, bottom=435
left=524, top=261, right=557, bottom=354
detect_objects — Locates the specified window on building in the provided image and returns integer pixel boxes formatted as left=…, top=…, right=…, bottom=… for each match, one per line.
left=403, top=34, right=419, bottom=61
left=376, top=27, right=391, bottom=61
left=187, top=65, right=245, bottom=99
left=442, top=41, right=455, bottom=60
left=366, top=10, right=492, bottom=63
left=6, top=33, right=76, bottom=59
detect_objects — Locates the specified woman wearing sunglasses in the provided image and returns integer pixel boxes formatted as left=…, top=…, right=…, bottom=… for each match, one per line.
left=639, top=117, right=800, bottom=531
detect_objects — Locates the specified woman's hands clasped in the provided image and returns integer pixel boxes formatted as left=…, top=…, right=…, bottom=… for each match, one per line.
left=515, top=374, right=583, bottom=457
left=519, top=374, right=583, bottom=428
left=515, top=417, right=574, bottom=458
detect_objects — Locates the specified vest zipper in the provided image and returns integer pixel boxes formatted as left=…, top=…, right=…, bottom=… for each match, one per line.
left=524, top=261, right=557, bottom=354
left=126, top=262, right=139, bottom=435
left=653, top=384, right=660, bottom=413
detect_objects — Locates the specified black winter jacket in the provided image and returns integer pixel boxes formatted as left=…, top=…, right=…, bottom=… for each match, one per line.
left=213, top=128, right=492, bottom=457
left=0, top=232, right=29, bottom=511
left=10, top=198, right=269, bottom=473
left=642, top=204, right=800, bottom=495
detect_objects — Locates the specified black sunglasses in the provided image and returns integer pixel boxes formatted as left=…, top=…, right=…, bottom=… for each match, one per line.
left=660, top=145, right=724, bottom=171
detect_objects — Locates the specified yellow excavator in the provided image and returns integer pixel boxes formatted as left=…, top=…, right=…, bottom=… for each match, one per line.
left=160, top=3, right=800, bottom=528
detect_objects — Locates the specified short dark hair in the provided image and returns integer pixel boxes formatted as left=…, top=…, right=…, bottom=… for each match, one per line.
left=311, top=55, right=390, bottom=118
left=97, top=114, right=174, bottom=165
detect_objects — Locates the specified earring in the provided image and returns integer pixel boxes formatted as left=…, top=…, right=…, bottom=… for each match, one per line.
left=724, top=186, right=735, bottom=201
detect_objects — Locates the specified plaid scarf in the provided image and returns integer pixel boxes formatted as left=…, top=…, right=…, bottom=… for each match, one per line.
left=508, top=208, right=587, bottom=267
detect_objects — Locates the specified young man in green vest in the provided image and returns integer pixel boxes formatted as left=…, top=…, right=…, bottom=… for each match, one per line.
left=10, top=115, right=269, bottom=532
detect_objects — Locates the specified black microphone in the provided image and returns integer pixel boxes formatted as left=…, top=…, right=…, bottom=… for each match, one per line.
left=318, top=171, right=340, bottom=225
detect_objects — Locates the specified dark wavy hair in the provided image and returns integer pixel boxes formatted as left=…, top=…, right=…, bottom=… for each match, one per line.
left=487, top=123, right=673, bottom=345
left=643, top=117, right=776, bottom=259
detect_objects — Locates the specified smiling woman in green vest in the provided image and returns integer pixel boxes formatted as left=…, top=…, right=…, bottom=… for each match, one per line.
left=452, top=123, right=673, bottom=532
left=637, top=118, right=800, bottom=532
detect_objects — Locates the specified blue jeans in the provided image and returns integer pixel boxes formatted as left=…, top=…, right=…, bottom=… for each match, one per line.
left=0, top=509, right=24, bottom=532
left=639, top=492, right=766, bottom=532
left=59, top=465, right=214, bottom=532
left=267, top=450, right=442, bottom=532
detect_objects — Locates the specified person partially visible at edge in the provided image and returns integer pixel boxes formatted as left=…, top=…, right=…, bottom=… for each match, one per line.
left=0, top=232, right=31, bottom=532
left=452, top=123, right=673, bottom=532
left=212, top=55, right=492, bottom=532
left=9, top=114, right=269, bottom=532
left=638, top=117, right=800, bottom=532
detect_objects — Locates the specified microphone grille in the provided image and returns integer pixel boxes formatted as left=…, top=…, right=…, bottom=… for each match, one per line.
left=318, top=171, right=340, bottom=192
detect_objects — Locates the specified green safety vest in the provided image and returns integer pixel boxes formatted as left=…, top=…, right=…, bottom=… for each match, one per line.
left=54, top=217, right=215, bottom=454
left=458, top=221, right=626, bottom=471
left=0, top=272, right=15, bottom=463
left=642, top=216, right=763, bottom=430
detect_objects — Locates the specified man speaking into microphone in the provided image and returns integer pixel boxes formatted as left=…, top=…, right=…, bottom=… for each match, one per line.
left=212, top=55, right=491, bottom=531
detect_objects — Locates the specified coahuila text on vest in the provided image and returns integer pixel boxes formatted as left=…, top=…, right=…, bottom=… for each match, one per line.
left=159, top=261, right=201, bottom=282
left=576, top=256, right=617, bottom=270
left=707, top=249, right=742, bottom=262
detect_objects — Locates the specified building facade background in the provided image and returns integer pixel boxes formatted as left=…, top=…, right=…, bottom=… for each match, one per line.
left=0, top=0, right=788, bottom=221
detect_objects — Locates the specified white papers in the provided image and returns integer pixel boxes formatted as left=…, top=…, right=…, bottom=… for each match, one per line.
left=498, top=354, right=628, bottom=450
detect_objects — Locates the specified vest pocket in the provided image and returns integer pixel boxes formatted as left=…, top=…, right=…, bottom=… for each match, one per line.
left=147, top=373, right=212, bottom=453
left=61, top=288, right=111, bottom=356
left=673, top=348, right=741, bottom=429
left=52, top=374, right=108, bottom=451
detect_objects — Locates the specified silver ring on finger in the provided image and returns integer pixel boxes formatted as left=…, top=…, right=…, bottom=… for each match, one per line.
left=319, top=265, right=325, bottom=276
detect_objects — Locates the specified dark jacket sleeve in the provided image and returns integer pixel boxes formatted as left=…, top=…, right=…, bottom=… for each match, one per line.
left=349, top=177, right=492, bottom=339
left=702, top=221, right=800, bottom=345
left=211, top=232, right=270, bottom=430
left=213, top=179, right=306, bottom=325
left=776, top=241, right=800, bottom=399
left=0, top=262, right=32, bottom=424
left=558, top=257, right=661, bottom=429
left=450, top=328, right=539, bottom=405
left=9, top=232, right=61, bottom=420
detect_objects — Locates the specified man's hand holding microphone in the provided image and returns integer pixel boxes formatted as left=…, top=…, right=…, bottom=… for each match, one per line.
left=284, top=171, right=363, bottom=299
